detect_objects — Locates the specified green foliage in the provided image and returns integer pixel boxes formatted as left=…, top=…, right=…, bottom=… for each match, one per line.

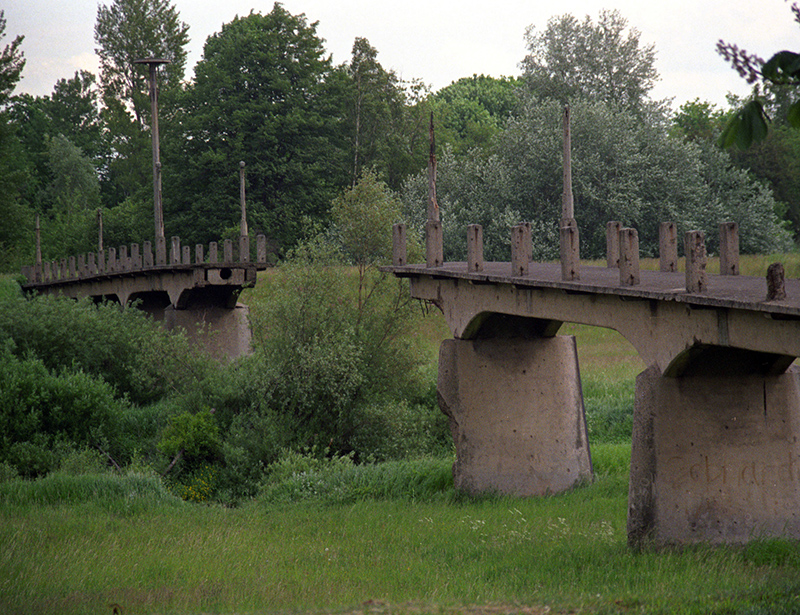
left=0, top=284, right=213, bottom=405
left=258, top=453, right=454, bottom=505
left=0, top=10, right=24, bottom=106
left=344, top=37, right=426, bottom=188
left=728, top=124, right=800, bottom=237
left=94, top=0, right=189, bottom=126
left=521, top=9, right=659, bottom=113
left=670, top=98, right=728, bottom=143
left=431, top=75, right=520, bottom=154
left=403, top=98, right=792, bottom=260
left=169, top=5, right=349, bottom=251
left=0, top=471, right=179, bottom=510
left=158, top=409, right=221, bottom=463
left=717, top=3, right=800, bottom=148
left=0, top=343, right=129, bottom=477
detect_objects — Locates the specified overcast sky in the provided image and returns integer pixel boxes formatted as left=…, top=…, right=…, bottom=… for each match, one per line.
left=4, top=0, right=798, bottom=110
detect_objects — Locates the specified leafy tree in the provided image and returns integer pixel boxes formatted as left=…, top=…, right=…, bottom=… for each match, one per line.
left=94, top=0, right=189, bottom=226
left=169, top=4, right=350, bottom=251
left=670, top=98, right=728, bottom=143
left=717, top=1, right=800, bottom=148
left=402, top=98, right=792, bottom=260
left=346, top=38, right=404, bottom=185
left=341, top=38, right=431, bottom=191
left=38, top=134, right=102, bottom=258
left=0, top=11, right=30, bottom=271
left=521, top=9, right=659, bottom=113
left=94, top=0, right=188, bottom=127
left=49, top=71, right=104, bottom=162
left=727, top=124, right=800, bottom=237
left=431, top=75, right=520, bottom=154
left=0, top=10, right=24, bottom=107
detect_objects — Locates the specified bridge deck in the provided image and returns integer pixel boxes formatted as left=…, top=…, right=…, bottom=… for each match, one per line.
left=387, top=261, right=800, bottom=319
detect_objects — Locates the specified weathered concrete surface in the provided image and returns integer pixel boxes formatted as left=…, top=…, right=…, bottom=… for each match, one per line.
left=438, top=336, right=593, bottom=496
left=163, top=303, right=252, bottom=361
left=629, top=363, right=800, bottom=545
left=394, top=263, right=800, bottom=377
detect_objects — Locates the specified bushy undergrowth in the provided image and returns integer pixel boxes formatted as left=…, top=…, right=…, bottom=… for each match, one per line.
left=0, top=246, right=450, bottom=502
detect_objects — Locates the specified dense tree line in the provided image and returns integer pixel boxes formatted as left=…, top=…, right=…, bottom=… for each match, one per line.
left=0, top=1, right=796, bottom=273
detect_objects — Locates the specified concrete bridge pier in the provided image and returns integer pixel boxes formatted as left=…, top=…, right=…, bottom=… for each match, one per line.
left=629, top=363, right=800, bottom=546
left=436, top=317, right=593, bottom=497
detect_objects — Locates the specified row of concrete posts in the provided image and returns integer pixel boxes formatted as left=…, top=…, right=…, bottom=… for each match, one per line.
left=388, top=216, right=800, bottom=546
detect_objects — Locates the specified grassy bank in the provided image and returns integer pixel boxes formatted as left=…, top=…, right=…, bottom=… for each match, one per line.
left=2, top=255, right=800, bottom=614
left=2, top=448, right=799, bottom=615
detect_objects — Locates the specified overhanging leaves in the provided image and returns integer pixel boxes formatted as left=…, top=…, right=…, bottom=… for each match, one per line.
left=719, top=99, right=770, bottom=149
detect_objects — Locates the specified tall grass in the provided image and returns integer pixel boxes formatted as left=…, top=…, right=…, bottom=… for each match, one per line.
left=2, top=450, right=799, bottom=615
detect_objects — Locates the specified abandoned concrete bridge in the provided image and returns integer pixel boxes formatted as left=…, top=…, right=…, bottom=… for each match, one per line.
left=20, top=232, right=268, bottom=360
left=385, top=216, right=800, bottom=547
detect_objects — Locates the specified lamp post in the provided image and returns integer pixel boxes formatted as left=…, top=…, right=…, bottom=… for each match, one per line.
left=135, top=57, right=171, bottom=245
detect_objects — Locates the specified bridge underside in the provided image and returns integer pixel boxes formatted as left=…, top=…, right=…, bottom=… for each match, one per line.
left=393, top=264, right=800, bottom=546
left=26, top=265, right=257, bottom=361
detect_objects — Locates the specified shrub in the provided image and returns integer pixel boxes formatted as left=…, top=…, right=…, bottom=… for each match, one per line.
left=0, top=282, right=216, bottom=405
left=0, top=344, right=131, bottom=478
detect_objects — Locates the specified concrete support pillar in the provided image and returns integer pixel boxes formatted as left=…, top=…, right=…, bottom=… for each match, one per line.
left=87, top=253, right=96, bottom=276
left=77, top=255, right=86, bottom=278
left=256, top=235, right=267, bottom=265
left=105, top=250, right=114, bottom=274
left=467, top=224, right=483, bottom=273
left=195, top=245, right=204, bottom=265
left=163, top=303, right=252, bottom=361
left=629, top=364, right=800, bottom=546
left=182, top=245, right=191, bottom=265
left=131, top=244, right=141, bottom=269
left=767, top=263, right=787, bottom=301
left=685, top=231, right=707, bottom=293
left=209, top=242, right=218, bottom=264
left=392, top=223, right=407, bottom=266
left=155, top=236, right=167, bottom=266
left=119, top=245, right=129, bottom=271
left=60, top=259, right=68, bottom=280
left=239, top=235, right=250, bottom=263
left=170, top=237, right=181, bottom=265
left=511, top=223, right=531, bottom=276
left=659, top=222, right=678, bottom=273
left=619, top=228, right=640, bottom=286
left=223, top=239, right=233, bottom=263
left=437, top=335, right=593, bottom=497
left=43, top=261, right=52, bottom=281
left=143, top=242, right=153, bottom=268
left=560, top=219, right=580, bottom=281
left=426, top=220, right=443, bottom=268
left=719, top=222, right=740, bottom=276
left=606, top=221, right=621, bottom=268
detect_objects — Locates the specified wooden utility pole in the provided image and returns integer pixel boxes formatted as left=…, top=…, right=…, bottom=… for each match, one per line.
left=135, top=57, right=171, bottom=243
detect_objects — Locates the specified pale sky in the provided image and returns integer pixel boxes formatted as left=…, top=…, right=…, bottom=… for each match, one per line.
left=4, top=0, right=798, bottom=110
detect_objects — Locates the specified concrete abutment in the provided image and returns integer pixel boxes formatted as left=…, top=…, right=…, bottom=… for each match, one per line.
left=437, top=335, right=593, bottom=496
left=629, top=364, right=800, bottom=546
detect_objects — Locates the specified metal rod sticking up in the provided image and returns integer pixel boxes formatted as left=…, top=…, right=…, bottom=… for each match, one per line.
left=427, top=111, right=439, bottom=223
left=97, top=208, right=104, bottom=252
left=135, top=57, right=171, bottom=243
left=35, top=213, right=42, bottom=266
left=560, top=103, right=580, bottom=280
left=562, top=104, right=574, bottom=222
left=426, top=112, right=443, bottom=267
left=239, top=161, right=248, bottom=237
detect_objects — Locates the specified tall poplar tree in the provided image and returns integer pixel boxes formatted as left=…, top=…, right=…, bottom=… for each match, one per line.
left=94, top=0, right=189, bottom=226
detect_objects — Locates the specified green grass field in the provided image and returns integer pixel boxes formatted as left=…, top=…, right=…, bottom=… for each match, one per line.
left=2, top=256, right=800, bottom=614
